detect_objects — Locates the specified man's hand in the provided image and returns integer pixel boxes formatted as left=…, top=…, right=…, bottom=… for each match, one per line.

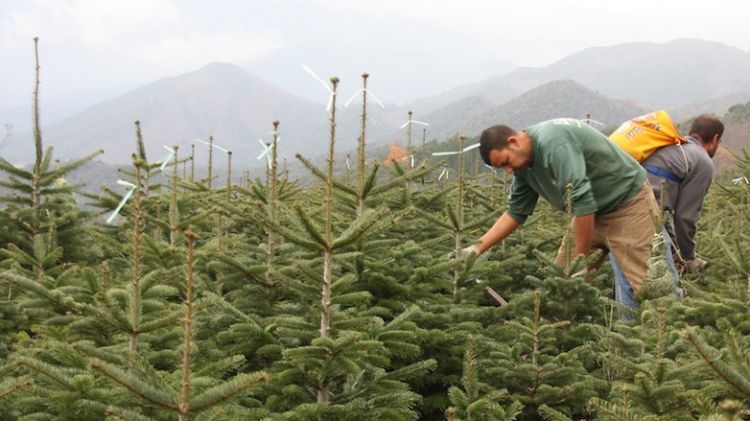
left=450, top=244, right=480, bottom=259
left=684, top=257, right=708, bottom=273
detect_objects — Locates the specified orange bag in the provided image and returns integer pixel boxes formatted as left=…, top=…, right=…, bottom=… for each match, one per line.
left=609, top=110, right=685, bottom=162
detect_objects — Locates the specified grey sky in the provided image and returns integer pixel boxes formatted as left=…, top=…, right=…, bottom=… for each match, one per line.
left=2, top=0, right=749, bottom=108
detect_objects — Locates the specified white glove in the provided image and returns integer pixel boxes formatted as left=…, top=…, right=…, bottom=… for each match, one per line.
left=450, top=244, right=480, bottom=259
left=571, top=268, right=588, bottom=278
left=684, top=257, right=708, bottom=273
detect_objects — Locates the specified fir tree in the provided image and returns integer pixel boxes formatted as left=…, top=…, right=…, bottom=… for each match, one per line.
left=445, top=335, right=522, bottom=420
left=484, top=290, right=606, bottom=419
left=260, top=76, right=435, bottom=419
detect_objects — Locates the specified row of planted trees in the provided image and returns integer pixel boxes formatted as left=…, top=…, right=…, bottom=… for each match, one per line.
left=1, top=39, right=750, bottom=420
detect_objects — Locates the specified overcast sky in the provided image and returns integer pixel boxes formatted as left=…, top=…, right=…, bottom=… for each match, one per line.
left=2, top=0, right=749, bottom=108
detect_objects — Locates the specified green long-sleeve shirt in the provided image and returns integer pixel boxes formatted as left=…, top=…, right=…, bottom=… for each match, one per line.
left=507, top=119, right=646, bottom=224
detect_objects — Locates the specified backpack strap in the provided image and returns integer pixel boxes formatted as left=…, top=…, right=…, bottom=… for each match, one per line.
left=644, top=165, right=684, bottom=183
left=677, top=138, right=692, bottom=173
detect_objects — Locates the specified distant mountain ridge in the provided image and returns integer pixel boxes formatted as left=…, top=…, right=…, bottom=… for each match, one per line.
left=404, top=39, right=750, bottom=115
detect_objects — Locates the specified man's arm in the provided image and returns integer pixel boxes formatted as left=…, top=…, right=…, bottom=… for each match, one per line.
left=574, top=213, right=595, bottom=256
left=476, top=212, right=521, bottom=253
left=673, top=158, right=713, bottom=260
left=471, top=170, right=537, bottom=254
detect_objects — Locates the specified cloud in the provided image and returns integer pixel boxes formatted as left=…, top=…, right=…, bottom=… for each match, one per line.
left=317, top=0, right=750, bottom=65
left=139, top=26, right=281, bottom=69
left=2, top=0, right=748, bottom=108
left=2, top=0, right=280, bottom=64
left=0, top=0, right=284, bottom=108
left=2, top=0, right=180, bottom=49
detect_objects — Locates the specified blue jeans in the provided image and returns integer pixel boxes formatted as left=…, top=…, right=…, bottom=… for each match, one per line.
left=609, top=227, right=680, bottom=312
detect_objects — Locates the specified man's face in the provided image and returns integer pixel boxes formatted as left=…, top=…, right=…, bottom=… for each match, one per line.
left=488, top=139, right=532, bottom=173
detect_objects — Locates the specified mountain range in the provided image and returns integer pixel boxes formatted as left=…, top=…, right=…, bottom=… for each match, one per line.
left=403, top=38, right=750, bottom=115
left=5, top=63, right=327, bottom=165
left=3, top=38, right=750, bottom=166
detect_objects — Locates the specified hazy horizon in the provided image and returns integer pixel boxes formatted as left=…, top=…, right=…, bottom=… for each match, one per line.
left=3, top=0, right=750, bottom=108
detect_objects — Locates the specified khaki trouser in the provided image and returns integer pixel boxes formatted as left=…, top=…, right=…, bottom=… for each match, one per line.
left=555, top=183, right=659, bottom=292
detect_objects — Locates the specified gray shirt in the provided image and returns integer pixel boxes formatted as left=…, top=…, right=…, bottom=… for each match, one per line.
left=641, top=136, right=714, bottom=259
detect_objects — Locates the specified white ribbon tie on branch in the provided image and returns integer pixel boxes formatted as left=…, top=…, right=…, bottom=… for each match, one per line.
left=156, top=145, right=176, bottom=171
left=195, top=138, right=229, bottom=153
left=581, top=118, right=604, bottom=128
left=431, top=142, right=479, bottom=157
left=106, top=180, right=137, bottom=224
left=257, top=132, right=281, bottom=168
left=302, top=64, right=335, bottom=111
left=398, top=154, right=415, bottom=168
left=344, top=89, right=386, bottom=109
left=400, top=119, right=429, bottom=129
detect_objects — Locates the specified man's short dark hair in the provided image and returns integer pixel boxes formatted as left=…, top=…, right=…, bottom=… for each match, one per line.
left=689, top=115, right=724, bottom=143
left=479, top=125, right=517, bottom=165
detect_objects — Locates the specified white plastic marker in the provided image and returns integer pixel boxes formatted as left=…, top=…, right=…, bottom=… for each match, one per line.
left=344, top=89, right=385, bottom=109
left=438, top=168, right=450, bottom=181
left=106, top=180, right=137, bottom=224
left=431, top=142, right=480, bottom=157
left=399, top=119, right=429, bottom=129
left=156, top=145, right=176, bottom=171
left=732, top=176, right=750, bottom=185
left=302, top=64, right=335, bottom=111
left=257, top=131, right=281, bottom=168
left=195, top=138, right=229, bottom=153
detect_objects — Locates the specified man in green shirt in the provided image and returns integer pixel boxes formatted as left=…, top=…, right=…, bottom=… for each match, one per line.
left=465, top=118, right=660, bottom=309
